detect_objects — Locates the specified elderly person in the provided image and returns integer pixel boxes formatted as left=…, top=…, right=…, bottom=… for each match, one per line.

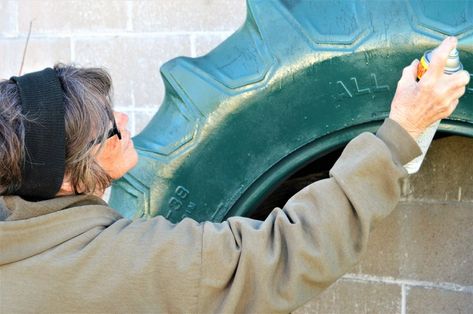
left=0, top=37, right=470, bottom=313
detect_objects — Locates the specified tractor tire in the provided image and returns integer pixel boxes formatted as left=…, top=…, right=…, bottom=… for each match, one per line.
left=110, top=0, right=473, bottom=223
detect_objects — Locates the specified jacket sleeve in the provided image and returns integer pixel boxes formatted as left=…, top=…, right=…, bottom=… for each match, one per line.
left=197, top=118, right=421, bottom=314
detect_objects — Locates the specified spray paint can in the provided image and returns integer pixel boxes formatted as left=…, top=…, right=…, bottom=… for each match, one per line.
left=404, top=48, right=463, bottom=174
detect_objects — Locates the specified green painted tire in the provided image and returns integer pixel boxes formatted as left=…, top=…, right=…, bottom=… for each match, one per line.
left=110, top=0, right=473, bottom=223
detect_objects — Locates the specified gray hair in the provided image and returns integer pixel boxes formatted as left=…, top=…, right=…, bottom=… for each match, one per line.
left=0, top=64, right=115, bottom=195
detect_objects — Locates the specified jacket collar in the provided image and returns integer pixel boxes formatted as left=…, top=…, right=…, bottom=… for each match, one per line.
left=1, top=194, right=108, bottom=221
left=0, top=195, right=121, bottom=265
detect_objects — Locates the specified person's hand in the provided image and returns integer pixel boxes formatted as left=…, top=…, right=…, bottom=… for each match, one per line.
left=389, top=36, right=470, bottom=140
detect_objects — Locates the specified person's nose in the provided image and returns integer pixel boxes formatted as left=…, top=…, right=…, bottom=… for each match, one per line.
left=114, top=112, right=129, bottom=129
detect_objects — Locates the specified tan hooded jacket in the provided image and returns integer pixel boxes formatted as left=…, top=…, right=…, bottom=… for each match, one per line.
left=0, top=119, right=420, bottom=313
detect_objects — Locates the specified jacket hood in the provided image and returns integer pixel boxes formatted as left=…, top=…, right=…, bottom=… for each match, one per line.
left=0, top=195, right=121, bottom=265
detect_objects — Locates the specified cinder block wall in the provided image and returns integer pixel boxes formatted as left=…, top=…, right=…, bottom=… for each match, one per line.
left=0, top=0, right=245, bottom=135
left=1, top=1, right=472, bottom=313
left=295, top=135, right=473, bottom=313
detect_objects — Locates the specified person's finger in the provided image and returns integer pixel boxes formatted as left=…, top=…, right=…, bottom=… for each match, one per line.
left=436, top=98, right=459, bottom=119
left=400, top=59, right=419, bottom=83
left=409, top=59, right=420, bottom=81
left=451, top=86, right=467, bottom=100
left=443, top=70, right=471, bottom=88
left=446, top=98, right=460, bottom=116
left=425, top=36, right=458, bottom=79
left=436, top=72, right=469, bottom=100
left=454, top=70, right=471, bottom=87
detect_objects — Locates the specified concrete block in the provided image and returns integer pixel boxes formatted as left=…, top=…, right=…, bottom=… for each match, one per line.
left=354, top=207, right=403, bottom=278
left=0, top=38, right=71, bottom=80
left=399, top=201, right=473, bottom=285
left=132, top=0, right=246, bottom=32
left=407, top=287, right=473, bottom=314
left=294, top=280, right=401, bottom=314
left=17, top=0, right=128, bottom=33
left=73, top=35, right=191, bottom=108
left=407, top=136, right=473, bottom=202
left=194, top=34, right=229, bottom=57
left=0, top=1, right=17, bottom=35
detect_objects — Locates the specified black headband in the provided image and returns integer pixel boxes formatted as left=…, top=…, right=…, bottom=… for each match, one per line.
left=10, top=68, right=65, bottom=200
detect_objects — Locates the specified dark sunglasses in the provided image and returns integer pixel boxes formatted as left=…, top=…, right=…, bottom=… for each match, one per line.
left=88, top=115, right=122, bottom=147
left=107, top=117, right=122, bottom=140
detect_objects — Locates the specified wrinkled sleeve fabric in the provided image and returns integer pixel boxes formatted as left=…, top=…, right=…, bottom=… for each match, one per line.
left=197, top=118, right=421, bottom=314
left=0, top=121, right=422, bottom=314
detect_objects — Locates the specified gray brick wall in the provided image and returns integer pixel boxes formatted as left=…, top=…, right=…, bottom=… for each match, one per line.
left=1, top=1, right=472, bottom=313
left=0, top=0, right=245, bottom=134
left=295, top=136, right=473, bottom=313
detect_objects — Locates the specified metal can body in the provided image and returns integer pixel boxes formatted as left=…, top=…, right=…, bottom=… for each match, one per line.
left=417, top=50, right=432, bottom=80
left=417, top=49, right=463, bottom=80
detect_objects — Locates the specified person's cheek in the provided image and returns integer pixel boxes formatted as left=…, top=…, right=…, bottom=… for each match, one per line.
left=109, top=136, right=122, bottom=153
